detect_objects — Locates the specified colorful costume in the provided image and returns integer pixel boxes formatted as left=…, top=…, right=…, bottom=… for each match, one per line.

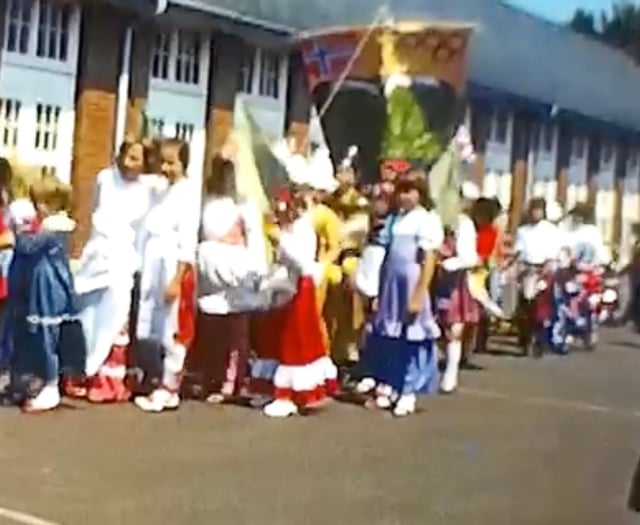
left=362, top=205, right=443, bottom=416
left=262, top=207, right=339, bottom=418
left=188, top=194, right=266, bottom=401
left=7, top=213, right=85, bottom=411
left=74, top=167, right=155, bottom=402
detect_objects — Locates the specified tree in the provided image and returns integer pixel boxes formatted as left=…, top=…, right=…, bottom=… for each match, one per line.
left=569, top=1, right=640, bottom=64
left=569, top=8, right=598, bottom=38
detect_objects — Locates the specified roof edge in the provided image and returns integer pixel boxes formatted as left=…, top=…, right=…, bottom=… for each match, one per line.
left=170, top=0, right=295, bottom=34
left=297, top=20, right=477, bottom=40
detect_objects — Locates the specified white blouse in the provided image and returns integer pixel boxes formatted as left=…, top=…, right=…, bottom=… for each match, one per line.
left=442, top=213, right=479, bottom=271
left=392, top=206, right=445, bottom=251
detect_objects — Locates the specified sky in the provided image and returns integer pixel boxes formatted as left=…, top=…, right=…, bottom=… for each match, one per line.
left=505, top=0, right=638, bottom=23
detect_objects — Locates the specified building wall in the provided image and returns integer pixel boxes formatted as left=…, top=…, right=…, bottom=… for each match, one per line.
left=233, top=45, right=289, bottom=140
left=0, top=0, right=81, bottom=183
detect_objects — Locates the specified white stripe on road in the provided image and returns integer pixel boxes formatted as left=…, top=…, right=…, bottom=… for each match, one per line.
left=0, top=507, right=61, bottom=525
left=459, top=387, right=640, bottom=420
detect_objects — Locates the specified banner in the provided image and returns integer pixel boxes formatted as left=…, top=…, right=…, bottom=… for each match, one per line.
left=298, top=22, right=473, bottom=94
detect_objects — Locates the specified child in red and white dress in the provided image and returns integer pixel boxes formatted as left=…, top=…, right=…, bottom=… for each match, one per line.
left=258, top=188, right=338, bottom=418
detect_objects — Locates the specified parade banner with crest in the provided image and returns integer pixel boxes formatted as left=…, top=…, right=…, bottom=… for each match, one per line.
left=296, top=21, right=474, bottom=223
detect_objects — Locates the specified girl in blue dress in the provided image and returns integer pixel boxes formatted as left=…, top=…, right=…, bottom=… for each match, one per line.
left=361, top=176, right=444, bottom=417
left=7, top=179, right=84, bottom=413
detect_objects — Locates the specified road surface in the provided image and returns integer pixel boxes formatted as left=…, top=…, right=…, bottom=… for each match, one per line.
left=0, top=328, right=638, bottom=525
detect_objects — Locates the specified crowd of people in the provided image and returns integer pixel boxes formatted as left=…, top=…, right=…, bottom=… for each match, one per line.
left=0, top=128, right=618, bottom=418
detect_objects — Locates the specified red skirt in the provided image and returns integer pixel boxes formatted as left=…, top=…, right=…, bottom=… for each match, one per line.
left=248, top=307, right=287, bottom=396
left=271, top=276, right=338, bottom=407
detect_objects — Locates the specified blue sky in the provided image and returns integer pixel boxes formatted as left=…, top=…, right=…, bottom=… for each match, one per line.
left=505, top=0, right=638, bottom=22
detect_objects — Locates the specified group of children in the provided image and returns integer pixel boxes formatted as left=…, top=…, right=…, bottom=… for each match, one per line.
left=0, top=126, right=613, bottom=418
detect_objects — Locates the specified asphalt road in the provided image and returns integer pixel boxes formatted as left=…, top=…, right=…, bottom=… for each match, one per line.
left=0, top=329, right=639, bottom=525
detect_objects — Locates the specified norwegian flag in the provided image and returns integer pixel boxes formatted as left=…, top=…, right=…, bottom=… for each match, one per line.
left=300, top=34, right=360, bottom=92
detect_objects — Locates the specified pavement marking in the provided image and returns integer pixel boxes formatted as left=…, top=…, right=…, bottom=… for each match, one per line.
left=0, top=507, right=61, bottom=525
left=459, top=387, right=640, bottom=420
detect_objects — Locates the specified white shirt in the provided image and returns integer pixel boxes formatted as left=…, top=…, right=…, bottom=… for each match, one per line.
left=567, top=224, right=610, bottom=266
left=515, top=220, right=563, bottom=265
left=392, top=206, right=444, bottom=251
left=442, top=213, right=478, bottom=272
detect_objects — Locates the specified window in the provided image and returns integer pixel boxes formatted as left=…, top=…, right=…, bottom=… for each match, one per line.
left=572, top=135, right=585, bottom=160
left=491, top=109, right=509, bottom=144
left=175, top=31, right=200, bottom=85
left=150, top=30, right=203, bottom=85
left=259, top=50, right=280, bottom=98
left=34, top=103, right=60, bottom=151
left=149, top=117, right=165, bottom=137
left=39, top=165, right=56, bottom=178
left=36, top=0, right=70, bottom=60
left=238, top=45, right=255, bottom=94
left=542, top=123, right=554, bottom=153
left=0, top=99, right=21, bottom=148
left=4, top=0, right=71, bottom=61
left=628, top=149, right=639, bottom=171
left=5, top=0, right=31, bottom=54
left=601, top=140, right=614, bottom=166
left=174, top=122, right=194, bottom=143
left=151, top=33, right=171, bottom=80
left=529, top=122, right=540, bottom=152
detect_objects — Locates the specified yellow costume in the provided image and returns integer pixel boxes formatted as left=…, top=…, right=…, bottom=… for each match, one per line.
left=324, top=186, right=369, bottom=363
left=309, top=202, right=342, bottom=350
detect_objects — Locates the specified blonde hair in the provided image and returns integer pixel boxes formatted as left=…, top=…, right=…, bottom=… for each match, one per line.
left=29, top=177, right=71, bottom=214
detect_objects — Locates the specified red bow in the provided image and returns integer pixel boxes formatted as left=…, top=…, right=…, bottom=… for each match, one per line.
left=382, top=159, right=411, bottom=174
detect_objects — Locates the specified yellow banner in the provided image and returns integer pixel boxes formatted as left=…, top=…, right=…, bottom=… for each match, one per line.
left=298, top=22, right=474, bottom=93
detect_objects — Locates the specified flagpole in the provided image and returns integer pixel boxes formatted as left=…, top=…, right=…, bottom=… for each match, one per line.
left=317, top=3, right=391, bottom=120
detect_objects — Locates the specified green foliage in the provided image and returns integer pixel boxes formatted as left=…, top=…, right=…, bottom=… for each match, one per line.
left=381, top=87, right=443, bottom=164
left=569, top=3, right=640, bottom=63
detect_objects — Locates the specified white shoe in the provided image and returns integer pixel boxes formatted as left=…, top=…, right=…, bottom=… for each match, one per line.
left=393, top=394, right=416, bottom=417
left=355, top=377, right=376, bottom=394
left=24, top=384, right=60, bottom=413
left=205, top=393, right=226, bottom=405
left=135, top=389, right=180, bottom=413
left=375, top=395, right=392, bottom=409
left=263, top=399, right=298, bottom=418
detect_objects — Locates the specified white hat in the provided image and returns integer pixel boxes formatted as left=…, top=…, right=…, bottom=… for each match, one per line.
left=308, top=146, right=338, bottom=192
left=461, top=180, right=480, bottom=200
left=546, top=200, right=564, bottom=222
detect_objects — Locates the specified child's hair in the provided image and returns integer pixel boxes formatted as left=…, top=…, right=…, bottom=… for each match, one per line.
left=0, top=157, right=13, bottom=206
left=29, top=177, right=71, bottom=214
left=118, top=137, right=159, bottom=173
left=162, top=138, right=190, bottom=171
left=205, top=154, right=235, bottom=197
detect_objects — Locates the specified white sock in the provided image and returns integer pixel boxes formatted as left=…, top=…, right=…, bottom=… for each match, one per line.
left=442, top=340, right=462, bottom=391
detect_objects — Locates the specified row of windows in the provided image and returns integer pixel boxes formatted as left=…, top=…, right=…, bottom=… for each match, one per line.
left=486, top=109, right=639, bottom=169
left=238, top=46, right=281, bottom=99
left=0, top=98, right=60, bottom=152
left=4, top=0, right=71, bottom=61
left=148, top=118, right=195, bottom=144
left=151, top=32, right=282, bottom=99
left=3, top=0, right=284, bottom=100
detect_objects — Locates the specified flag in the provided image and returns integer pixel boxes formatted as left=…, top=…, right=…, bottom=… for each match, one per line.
left=232, top=99, right=289, bottom=213
left=300, top=32, right=361, bottom=92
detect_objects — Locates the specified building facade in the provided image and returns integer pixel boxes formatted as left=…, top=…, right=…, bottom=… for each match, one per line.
left=0, top=0, right=638, bottom=259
